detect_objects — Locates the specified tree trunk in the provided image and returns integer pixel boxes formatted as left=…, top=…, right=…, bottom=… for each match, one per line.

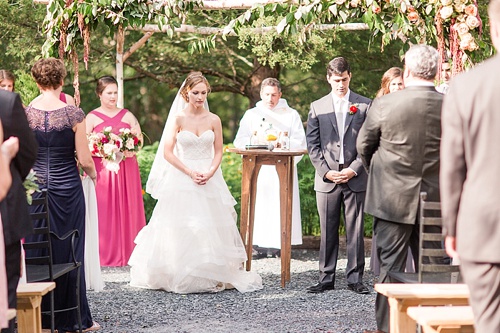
left=245, top=59, right=280, bottom=108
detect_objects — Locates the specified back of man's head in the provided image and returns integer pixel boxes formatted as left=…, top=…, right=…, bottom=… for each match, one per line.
left=405, top=44, right=439, bottom=81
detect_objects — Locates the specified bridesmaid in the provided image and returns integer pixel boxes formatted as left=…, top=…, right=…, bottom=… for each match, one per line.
left=85, top=76, right=146, bottom=267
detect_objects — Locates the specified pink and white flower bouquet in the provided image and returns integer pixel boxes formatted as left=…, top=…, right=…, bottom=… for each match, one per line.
left=88, top=126, right=124, bottom=174
left=88, top=127, right=142, bottom=173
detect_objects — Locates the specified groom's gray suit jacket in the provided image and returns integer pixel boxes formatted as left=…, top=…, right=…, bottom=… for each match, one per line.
left=307, top=91, right=370, bottom=192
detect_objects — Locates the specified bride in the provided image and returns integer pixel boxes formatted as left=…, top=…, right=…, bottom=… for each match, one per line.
left=128, top=72, right=262, bottom=293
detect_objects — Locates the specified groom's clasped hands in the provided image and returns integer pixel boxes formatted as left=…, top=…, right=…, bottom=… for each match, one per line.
left=325, top=169, right=354, bottom=184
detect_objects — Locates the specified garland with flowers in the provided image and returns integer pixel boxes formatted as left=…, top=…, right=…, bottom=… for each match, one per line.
left=40, top=0, right=485, bottom=85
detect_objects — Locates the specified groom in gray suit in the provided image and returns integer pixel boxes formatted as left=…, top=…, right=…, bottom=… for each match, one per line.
left=441, top=1, right=500, bottom=331
left=306, top=57, right=371, bottom=294
left=357, top=44, right=443, bottom=333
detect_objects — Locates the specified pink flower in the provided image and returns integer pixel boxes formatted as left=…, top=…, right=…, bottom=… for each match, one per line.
left=464, top=4, right=478, bottom=17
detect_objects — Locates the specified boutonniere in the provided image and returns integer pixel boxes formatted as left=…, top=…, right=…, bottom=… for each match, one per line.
left=349, top=103, right=359, bottom=115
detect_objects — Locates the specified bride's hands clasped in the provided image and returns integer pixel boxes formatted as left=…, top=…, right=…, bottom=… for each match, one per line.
left=189, top=169, right=214, bottom=185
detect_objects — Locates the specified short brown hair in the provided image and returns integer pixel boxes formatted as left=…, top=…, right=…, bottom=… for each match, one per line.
left=96, top=76, right=118, bottom=96
left=180, top=72, right=211, bottom=102
left=327, top=57, right=351, bottom=77
left=31, top=58, right=67, bottom=90
left=260, top=78, right=281, bottom=92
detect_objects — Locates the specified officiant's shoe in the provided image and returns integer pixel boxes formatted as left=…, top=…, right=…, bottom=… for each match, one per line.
left=306, top=283, right=335, bottom=293
left=347, top=282, right=370, bottom=294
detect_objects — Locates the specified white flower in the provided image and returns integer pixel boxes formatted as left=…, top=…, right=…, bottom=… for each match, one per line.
left=440, top=6, right=454, bottom=19
left=126, top=138, right=135, bottom=150
left=349, top=0, right=360, bottom=7
left=454, top=4, right=466, bottom=13
left=335, top=0, right=346, bottom=5
left=119, top=128, right=131, bottom=134
left=103, top=143, right=118, bottom=157
left=103, top=126, right=112, bottom=133
left=104, top=160, right=120, bottom=174
left=441, top=0, right=452, bottom=6
left=465, top=15, right=480, bottom=29
left=455, top=22, right=469, bottom=35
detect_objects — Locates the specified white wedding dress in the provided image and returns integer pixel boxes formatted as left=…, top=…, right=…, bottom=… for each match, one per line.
left=128, top=130, right=262, bottom=293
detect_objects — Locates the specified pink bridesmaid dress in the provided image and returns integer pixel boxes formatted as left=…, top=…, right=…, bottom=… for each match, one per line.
left=89, top=109, right=146, bottom=266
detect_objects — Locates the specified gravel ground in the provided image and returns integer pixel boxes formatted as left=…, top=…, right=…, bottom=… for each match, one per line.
left=87, top=249, right=378, bottom=333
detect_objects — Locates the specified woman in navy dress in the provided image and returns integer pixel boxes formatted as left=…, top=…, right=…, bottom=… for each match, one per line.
left=25, top=58, right=100, bottom=332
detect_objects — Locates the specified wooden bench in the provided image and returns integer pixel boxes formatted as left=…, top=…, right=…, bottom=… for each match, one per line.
left=374, top=283, right=470, bottom=333
left=407, top=306, right=475, bottom=333
left=16, top=282, right=56, bottom=333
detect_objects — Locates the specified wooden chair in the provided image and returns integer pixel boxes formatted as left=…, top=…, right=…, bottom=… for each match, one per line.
left=388, top=192, right=460, bottom=284
left=23, top=189, right=83, bottom=333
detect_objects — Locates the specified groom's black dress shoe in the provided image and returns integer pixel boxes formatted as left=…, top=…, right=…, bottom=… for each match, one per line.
left=306, top=283, right=335, bottom=293
left=347, top=282, right=370, bottom=294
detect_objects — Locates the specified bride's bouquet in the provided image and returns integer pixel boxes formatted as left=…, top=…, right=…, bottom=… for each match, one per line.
left=88, top=126, right=124, bottom=174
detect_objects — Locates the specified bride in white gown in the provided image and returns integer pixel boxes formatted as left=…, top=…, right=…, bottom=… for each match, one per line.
left=128, top=72, right=262, bottom=293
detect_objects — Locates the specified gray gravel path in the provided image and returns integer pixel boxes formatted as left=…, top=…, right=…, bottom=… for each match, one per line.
left=88, top=250, right=377, bottom=333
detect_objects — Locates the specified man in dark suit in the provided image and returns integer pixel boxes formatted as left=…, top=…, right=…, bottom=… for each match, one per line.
left=0, top=90, right=38, bottom=333
left=306, top=57, right=371, bottom=294
left=357, top=44, right=443, bottom=333
left=441, top=1, right=500, bottom=331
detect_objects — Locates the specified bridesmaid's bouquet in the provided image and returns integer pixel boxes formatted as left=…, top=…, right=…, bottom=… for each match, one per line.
left=87, top=126, right=124, bottom=174
left=118, top=128, right=142, bottom=158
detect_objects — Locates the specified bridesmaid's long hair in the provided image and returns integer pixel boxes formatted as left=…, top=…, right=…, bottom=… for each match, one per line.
left=376, top=67, right=403, bottom=98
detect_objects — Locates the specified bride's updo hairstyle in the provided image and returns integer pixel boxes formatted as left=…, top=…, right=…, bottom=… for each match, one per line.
left=31, top=57, right=67, bottom=90
left=180, top=72, right=211, bottom=103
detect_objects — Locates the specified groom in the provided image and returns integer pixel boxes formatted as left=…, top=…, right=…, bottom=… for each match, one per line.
left=306, top=57, right=371, bottom=294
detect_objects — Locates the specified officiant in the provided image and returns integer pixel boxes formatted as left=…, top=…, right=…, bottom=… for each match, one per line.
left=233, top=78, right=307, bottom=258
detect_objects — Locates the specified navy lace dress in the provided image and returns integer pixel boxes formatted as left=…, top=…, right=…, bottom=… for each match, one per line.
left=25, top=105, right=93, bottom=331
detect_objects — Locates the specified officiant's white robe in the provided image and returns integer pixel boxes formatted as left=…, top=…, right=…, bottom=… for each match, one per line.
left=234, top=99, right=306, bottom=248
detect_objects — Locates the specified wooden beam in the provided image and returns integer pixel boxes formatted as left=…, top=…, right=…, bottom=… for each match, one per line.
left=136, top=23, right=369, bottom=35
left=116, top=25, right=125, bottom=108
left=123, top=31, right=154, bottom=61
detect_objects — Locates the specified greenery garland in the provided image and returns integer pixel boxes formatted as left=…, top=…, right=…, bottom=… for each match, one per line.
left=41, top=0, right=486, bottom=101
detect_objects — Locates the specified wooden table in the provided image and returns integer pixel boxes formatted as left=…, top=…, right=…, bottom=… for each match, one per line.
left=374, top=283, right=470, bottom=333
left=407, top=306, right=474, bottom=333
left=16, top=282, right=56, bottom=333
left=228, top=148, right=307, bottom=287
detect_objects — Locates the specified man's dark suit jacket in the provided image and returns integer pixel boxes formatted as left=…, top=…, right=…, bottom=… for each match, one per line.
left=357, top=85, right=443, bottom=224
left=0, top=90, right=38, bottom=245
left=306, top=91, right=371, bottom=192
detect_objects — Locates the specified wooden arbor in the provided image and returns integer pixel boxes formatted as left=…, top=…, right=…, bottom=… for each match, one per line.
left=34, top=0, right=368, bottom=107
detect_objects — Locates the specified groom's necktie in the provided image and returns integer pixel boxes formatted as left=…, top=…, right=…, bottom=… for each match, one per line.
left=336, top=99, right=345, bottom=164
